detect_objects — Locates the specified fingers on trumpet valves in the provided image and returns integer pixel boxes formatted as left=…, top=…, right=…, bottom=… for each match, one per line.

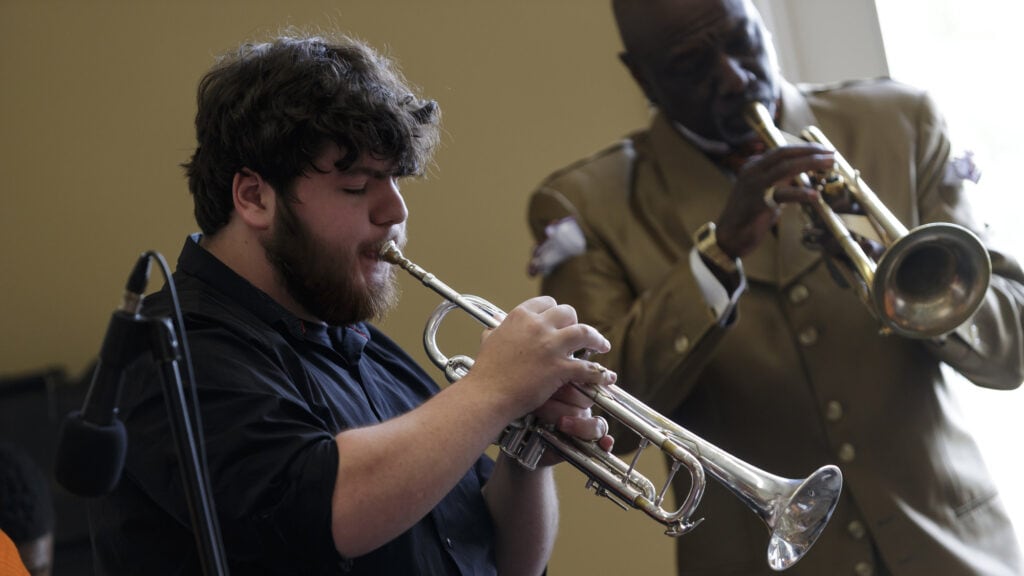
left=544, top=302, right=580, bottom=327
left=518, top=295, right=559, bottom=314
left=553, top=412, right=612, bottom=445
left=589, top=356, right=610, bottom=379
left=567, top=323, right=611, bottom=356
left=591, top=415, right=614, bottom=452
left=578, top=359, right=616, bottom=386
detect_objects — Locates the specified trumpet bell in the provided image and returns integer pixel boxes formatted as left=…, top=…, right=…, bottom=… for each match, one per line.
left=873, top=222, right=992, bottom=338
left=766, top=464, right=843, bottom=571
left=744, top=101, right=993, bottom=339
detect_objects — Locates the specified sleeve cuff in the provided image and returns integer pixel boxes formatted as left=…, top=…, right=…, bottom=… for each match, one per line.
left=690, top=247, right=746, bottom=322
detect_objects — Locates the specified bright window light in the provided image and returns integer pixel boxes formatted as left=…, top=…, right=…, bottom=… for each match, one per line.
left=876, top=0, right=1024, bottom=549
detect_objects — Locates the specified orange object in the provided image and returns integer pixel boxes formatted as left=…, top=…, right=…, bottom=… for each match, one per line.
left=0, top=529, right=29, bottom=576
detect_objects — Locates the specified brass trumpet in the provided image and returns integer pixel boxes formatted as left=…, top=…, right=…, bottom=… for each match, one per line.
left=381, top=241, right=842, bottom=571
left=744, top=101, right=991, bottom=338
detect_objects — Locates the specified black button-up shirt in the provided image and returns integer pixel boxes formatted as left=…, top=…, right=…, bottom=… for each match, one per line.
left=89, top=235, right=497, bottom=575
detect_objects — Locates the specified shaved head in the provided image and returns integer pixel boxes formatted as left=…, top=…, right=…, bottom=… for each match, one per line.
left=612, top=0, right=759, bottom=54
left=610, top=0, right=780, bottom=146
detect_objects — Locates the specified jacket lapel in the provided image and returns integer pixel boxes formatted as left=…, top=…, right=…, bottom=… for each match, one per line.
left=634, top=83, right=825, bottom=287
left=640, top=113, right=731, bottom=263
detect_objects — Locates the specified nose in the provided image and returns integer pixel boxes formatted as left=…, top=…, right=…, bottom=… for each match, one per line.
left=372, top=176, right=408, bottom=226
left=717, top=53, right=753, bottom=94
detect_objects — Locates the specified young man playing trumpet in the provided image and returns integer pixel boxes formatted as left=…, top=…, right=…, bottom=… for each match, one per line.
left=527, top=0, right=1024, bottom=574
left=87, top=32, right=615, bottom=575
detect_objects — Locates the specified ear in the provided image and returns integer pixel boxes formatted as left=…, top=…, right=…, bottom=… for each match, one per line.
left=619, top=51, right=658, bottom=106
left=232, top=168, right=275, bottom=231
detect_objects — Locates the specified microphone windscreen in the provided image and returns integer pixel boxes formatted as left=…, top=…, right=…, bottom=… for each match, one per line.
left=54, top=411, right=127, bottom=498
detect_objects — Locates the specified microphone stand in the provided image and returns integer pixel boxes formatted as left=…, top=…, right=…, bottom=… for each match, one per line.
left=58, top=251, right=229, bottom=574
left=148, top=315, right=229, bottom=576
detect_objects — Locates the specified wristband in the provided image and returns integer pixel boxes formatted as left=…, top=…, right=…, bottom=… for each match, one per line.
left=695, top=221, right=739, bottom=274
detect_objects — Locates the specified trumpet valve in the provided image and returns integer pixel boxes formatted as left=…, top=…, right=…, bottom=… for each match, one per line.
left=820, top=173, right=847, bottom=198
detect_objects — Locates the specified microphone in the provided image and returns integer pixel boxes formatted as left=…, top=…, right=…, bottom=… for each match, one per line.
left=55, top=254, right=153, bottom=497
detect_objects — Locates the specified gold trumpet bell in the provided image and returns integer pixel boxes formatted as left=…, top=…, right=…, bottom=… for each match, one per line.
left=744, top=100, right=993, bottom=339
left=872, top=222, right=992, bottom=338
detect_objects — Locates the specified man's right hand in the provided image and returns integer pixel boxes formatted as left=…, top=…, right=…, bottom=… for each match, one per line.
left=469, top=296, right=616, bottom=418
left=715, top=145, right=836, bottom=259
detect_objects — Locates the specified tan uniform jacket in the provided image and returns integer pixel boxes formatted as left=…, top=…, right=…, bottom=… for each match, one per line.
left=529, top=79, right=1024, bottom=575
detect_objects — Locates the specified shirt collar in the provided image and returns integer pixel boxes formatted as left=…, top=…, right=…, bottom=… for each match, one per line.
left=672, top=120, right=731, bottom=156
left=669, top=96, right=784, bottom=161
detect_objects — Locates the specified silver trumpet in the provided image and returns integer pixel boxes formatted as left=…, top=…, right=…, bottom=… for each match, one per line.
left=744, top=101, right=991, bottom=338
left=381, top=241, right=843, bottom=571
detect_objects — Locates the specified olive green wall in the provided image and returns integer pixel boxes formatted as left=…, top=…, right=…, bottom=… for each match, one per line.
left=0, top=1, right=675, bottom=573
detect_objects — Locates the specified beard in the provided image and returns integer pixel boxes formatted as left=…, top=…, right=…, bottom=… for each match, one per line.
left=262, top=198, right=400, bottom=326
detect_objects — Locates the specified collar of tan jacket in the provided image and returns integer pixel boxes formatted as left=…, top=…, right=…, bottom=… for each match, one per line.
left=641, top=81, right=822, bottom=286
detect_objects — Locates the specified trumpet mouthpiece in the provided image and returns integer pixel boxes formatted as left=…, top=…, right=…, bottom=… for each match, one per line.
left=379, top=241, right=404, bottom=265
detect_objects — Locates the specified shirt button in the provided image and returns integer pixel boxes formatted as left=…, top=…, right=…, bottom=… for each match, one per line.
left=838, top=443, right=856, bottom=463
left=674, top=335, right=690, bottom=354
left=445, top=537, right=454, bottom=550
left=798, top=326, right=819, bottom=346
left=825, top=401, right=844, bottom=422
left=789, top=284, right=810, bottom=304
left=854, top=561, right=874, bottom=576
left=847, top=520, right=866, bottom=540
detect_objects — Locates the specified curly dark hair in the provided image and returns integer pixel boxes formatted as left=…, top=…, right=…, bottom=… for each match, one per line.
left=183, top=32, right=441, bottom=236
